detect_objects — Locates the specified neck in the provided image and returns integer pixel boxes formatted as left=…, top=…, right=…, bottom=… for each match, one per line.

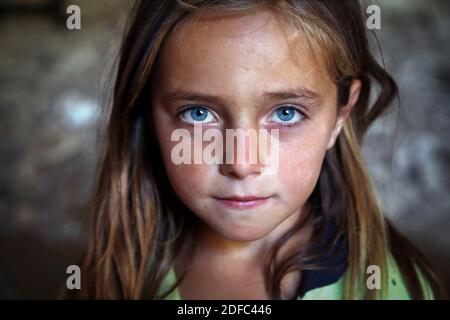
left=173, top=207, right=314, bottom=299
left=194, top=207, right=311, bottom=266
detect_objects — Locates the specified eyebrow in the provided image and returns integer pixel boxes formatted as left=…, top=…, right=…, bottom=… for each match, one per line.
left=161, top=86, right=323, bottom=107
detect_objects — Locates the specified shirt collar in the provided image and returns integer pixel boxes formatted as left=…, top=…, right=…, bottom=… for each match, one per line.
left=297, top=217, right=349, bottom=298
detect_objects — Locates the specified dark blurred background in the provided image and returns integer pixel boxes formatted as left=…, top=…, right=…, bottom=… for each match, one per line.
left=0, top=0, right=449, bottom=299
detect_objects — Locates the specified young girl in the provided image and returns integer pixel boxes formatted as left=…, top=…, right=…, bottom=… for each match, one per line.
left=73, top=0, right=442, bottom=299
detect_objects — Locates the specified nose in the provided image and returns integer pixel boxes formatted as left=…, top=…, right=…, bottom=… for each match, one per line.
left=219, top=128, right=264, bottom=179
left=220, top=161, right=263, bottom=179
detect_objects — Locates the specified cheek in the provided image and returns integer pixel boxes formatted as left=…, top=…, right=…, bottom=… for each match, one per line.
left=154, top=125, right=213, bottom=207
left=165, top=162, right=212, bottom=205
left=276, top=127, right=331, bottom=203
left=284, top=145, right=324, bottom=186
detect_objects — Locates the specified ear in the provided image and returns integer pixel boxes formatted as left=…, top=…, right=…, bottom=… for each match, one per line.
left=326, top=79, right=361, bottom=150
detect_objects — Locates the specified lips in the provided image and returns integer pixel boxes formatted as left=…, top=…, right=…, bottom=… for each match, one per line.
left=213, top=195, right=272, bottom=209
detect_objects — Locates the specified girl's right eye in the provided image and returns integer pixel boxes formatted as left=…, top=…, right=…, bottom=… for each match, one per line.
left=179, top=106, right=216, bottom=124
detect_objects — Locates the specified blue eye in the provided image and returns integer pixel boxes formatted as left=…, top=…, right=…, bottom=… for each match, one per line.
left=180, top=106, right=215, bottom=124
left=190, top=108, right=208, bottom=121
left=269, top=106, right=304, bottom=125
left=277, top=107, right=295, bottom=121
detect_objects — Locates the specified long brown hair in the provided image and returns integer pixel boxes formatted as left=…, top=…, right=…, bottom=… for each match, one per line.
left=70, top=0, right=443, bottom=299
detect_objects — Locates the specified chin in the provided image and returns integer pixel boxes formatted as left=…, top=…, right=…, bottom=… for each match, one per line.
left=216, top=222, right=273, bottom=242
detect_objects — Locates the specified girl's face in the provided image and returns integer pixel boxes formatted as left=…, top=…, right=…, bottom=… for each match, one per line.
left=151, top=10, right=358, bottom=242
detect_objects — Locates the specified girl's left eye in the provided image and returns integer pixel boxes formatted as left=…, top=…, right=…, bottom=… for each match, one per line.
left=179, top=106, right=216, bottom=124
left=268, top=106, right=304, bottom=125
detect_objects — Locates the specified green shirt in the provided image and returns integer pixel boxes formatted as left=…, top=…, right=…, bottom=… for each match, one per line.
left=157, top=253, right=434, bottom=300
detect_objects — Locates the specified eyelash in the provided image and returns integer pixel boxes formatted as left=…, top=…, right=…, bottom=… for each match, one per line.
left=176, top=104, right=307, bottom=128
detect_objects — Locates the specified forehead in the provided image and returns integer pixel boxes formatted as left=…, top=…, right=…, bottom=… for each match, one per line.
left=153, top=9, right=335, bottom=102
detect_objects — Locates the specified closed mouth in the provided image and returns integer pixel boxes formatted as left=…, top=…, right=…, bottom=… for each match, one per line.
left=213, top=195, right=272, bottom=209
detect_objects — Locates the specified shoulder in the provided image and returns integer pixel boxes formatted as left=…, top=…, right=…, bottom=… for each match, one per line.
left=383, top=252, right=435, bottom=300
left=301, top=252, right=435, bottom=300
